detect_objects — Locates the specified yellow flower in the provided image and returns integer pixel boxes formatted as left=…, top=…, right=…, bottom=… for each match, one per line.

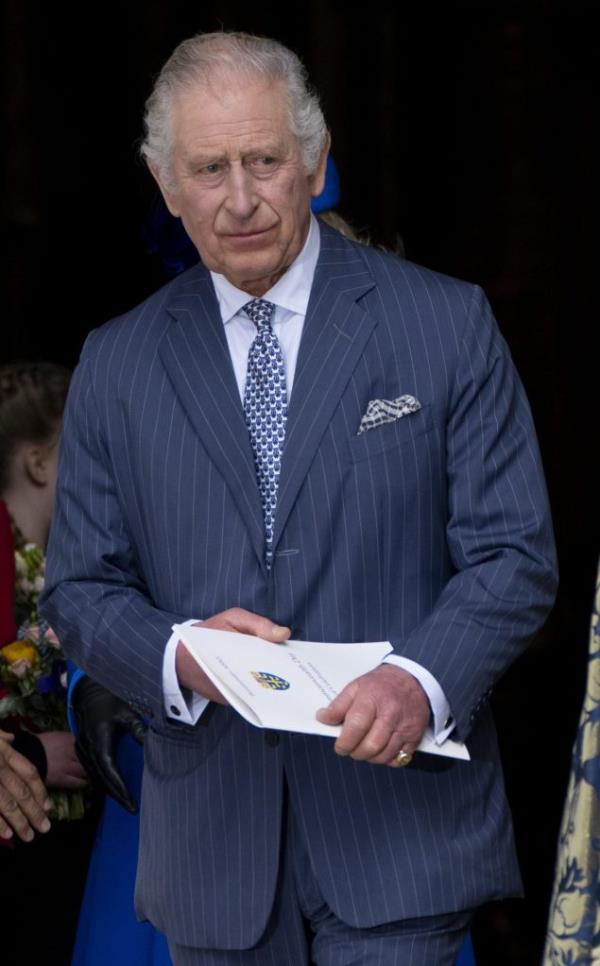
left=1, top=640, right=37, bottom=667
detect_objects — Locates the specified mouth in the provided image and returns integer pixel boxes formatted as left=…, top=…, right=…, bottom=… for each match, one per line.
left=222, top=226, right=276, bottom=244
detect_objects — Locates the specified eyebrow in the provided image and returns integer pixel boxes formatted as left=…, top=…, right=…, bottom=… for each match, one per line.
left=185, top=144, right=284, bottom=168
left=185, top=153, right=228, bottom=169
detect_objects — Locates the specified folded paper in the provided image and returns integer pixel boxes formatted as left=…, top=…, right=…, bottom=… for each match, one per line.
left=175, top=624, right=469, bottom=760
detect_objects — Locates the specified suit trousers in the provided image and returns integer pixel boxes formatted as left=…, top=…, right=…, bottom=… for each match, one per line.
left=168, top=783, right=472, bottom=965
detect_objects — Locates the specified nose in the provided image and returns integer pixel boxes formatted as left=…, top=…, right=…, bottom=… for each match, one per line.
left=224, top=164, right=258, bottom=220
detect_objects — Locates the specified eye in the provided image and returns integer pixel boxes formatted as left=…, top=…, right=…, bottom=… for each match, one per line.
left=249, top=155, right=279, bottom=175
left=195, top=161, right=225, bottom=180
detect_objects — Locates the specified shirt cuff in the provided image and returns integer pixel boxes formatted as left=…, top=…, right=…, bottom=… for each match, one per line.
left=383, top=654, right=455, bottom=744
left=162, top=620, right=210, bottom=725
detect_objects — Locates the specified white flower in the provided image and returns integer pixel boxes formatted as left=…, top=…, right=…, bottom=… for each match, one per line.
left=34, top=575, right=45, bottom=594
left=15, top=557, right=28, bottom=578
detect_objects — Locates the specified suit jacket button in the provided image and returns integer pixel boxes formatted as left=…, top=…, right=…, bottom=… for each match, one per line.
left=264, top=730, right=280, bottom=747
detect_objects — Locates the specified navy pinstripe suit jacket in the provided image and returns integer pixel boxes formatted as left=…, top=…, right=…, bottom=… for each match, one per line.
left=41, top=221, right=557, bottom=950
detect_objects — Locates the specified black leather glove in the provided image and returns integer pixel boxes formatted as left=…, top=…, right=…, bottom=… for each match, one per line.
left=71, top=675, right=147, bottom=814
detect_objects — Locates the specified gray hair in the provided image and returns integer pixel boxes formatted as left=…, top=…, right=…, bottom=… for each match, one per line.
left=141, top=32, right=329, bottom=190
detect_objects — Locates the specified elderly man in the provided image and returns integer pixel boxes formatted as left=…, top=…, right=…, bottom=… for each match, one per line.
left=41, top=31, right=557, bottom=966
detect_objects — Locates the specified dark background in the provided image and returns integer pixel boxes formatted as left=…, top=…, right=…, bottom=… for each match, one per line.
left=1, top=2, right=597, bottom=963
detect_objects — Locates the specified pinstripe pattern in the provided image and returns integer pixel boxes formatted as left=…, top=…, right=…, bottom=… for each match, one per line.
left=168, top=795, right=471, bottom=965
left=40, top=221, right=557, bottom=951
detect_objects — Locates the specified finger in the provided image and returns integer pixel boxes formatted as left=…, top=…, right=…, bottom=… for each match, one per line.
left=114, top=706, right=148, bottom=736
left=0, top=814, right=14, bottom=839
left=83, top=745, right=138, bottom=813
left=124, top=714, right=147, bottom=745
left=0, top=787, right=35, bottom=841
left=2, top=744, right=52, bottom=810
left=344, top=720, right=399, bottom=763
left=316, top=681, right=358, bottom=726
left=363, top=731, right=406, bottom=767
left=3, top=779, right=52, bottom=834
left=383, top=731, right=420, bottom=767
left=333, top=698, right=378, bottom=756
left=213, top=609, right=291, bottom=643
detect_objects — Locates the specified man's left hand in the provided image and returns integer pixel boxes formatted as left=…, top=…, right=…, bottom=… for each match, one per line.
left=316, top=664, right=430, bottom=767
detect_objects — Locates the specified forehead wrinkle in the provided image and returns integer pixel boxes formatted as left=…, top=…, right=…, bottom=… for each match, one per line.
left=170, top=78, right=293, bottom=147
left=173, top=118, right=292, bottom=153
left=174, top=116, right=289, bottom=145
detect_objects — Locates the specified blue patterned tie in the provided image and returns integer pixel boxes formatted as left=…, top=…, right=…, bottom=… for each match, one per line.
left=242, top=299, right=288, bottom=569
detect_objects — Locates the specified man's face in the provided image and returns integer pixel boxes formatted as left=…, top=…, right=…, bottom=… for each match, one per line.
left=154, top=76, right=329, bottom=297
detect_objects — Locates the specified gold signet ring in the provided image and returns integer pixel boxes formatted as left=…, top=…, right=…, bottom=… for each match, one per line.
left=394, top=749, right=413, bottom=767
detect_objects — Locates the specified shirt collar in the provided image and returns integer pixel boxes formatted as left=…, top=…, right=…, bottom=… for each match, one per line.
left=210, top=213, right=321, bottom=325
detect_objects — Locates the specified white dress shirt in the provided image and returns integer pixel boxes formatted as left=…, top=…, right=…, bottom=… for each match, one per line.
left=162, top=215, right=454, bottom=743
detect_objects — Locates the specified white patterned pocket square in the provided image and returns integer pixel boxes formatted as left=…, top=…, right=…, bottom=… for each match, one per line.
left=357, top=394, right=422, bottom=435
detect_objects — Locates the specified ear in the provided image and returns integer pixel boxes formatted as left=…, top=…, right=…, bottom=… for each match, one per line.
left=148, top=162, right=182, bottom=218
left=309, top=134, right=332, bottom=199
left=23, top=444, right=51, bottom=487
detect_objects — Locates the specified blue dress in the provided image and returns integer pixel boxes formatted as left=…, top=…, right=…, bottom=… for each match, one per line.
left=71, top=730, right=171, bottom=965
left=68, top=667, right=171, bottom=966
left=457, top=933, right=476, bottom=965
left=71, top=731, right=171, bottom=966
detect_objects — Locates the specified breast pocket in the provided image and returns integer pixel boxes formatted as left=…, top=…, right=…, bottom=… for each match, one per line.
left=346, top=405, right=435, bottom=463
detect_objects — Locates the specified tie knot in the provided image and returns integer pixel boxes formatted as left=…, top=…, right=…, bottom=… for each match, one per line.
left=242, top=299, right=275, bottom=330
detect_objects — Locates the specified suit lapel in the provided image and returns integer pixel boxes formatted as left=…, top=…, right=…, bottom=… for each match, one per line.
left=156, top=229, right=377, bottom=572
left=157, top=269, right=267, bottom=572
left=272, top=225, right=377, bottom=553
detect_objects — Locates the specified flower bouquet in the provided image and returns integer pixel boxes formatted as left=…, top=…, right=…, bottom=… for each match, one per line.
left=0, top=541, right=88, bottom=820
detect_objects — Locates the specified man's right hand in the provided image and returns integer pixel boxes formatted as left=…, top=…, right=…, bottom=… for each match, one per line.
left=175, top=608, right=290, bottom=702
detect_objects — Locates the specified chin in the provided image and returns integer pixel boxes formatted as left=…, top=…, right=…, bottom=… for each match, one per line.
left=225, top=256, right=285, bottom=291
